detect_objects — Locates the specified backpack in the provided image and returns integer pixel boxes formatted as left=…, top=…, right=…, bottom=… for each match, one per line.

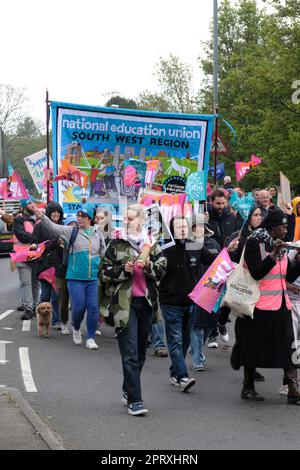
left=57, top=227, right=79, bottom=279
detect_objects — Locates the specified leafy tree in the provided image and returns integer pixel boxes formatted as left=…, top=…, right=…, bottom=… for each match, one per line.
left=199, top=0, right=300, bottom=193
left=136, top=54, right=198, bottom=113
left=105, top=95, right=138, bottom=109
left=16, top=117, right=43, bottom=138
left=136, top=91, right=172, bottom=112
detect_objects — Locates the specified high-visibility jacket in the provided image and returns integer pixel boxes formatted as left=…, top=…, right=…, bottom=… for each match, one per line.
left=255, top=243, right=292, bottom=311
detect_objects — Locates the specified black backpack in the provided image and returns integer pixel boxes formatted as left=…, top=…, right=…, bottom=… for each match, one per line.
left=57, top=227, right=79, bottom=279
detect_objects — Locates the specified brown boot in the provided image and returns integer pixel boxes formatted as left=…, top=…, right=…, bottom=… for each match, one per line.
left=284, top=368, right=300, bottom=405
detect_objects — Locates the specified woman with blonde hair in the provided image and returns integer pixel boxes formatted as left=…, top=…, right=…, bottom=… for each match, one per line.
left=100, top=204, right=167, bottom=416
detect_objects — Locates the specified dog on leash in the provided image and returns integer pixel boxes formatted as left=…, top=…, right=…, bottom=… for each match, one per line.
left=36, top=302, right=52, bottom=338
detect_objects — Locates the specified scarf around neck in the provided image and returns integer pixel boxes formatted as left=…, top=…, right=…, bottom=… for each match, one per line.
left=115, top=228, right=151, bottom=254
left=249, top=228, right=286, bottom=260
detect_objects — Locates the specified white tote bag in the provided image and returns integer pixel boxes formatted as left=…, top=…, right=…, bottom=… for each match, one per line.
left=221, top=248, right=260, bottom=319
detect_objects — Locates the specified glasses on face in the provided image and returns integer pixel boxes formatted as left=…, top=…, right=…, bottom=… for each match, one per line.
left=77, top=212, right=88, bottom=219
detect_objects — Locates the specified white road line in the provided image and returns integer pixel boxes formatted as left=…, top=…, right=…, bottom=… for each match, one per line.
left=0, top=341, right=13, bottom=364
left=2, top=327, right=13, bottom=330
left=0, top=310, right=14, bottom=321
left=22, top=320, right=31, bottom=332
left=0, top=385, right=7, bottom=387
left=19, top=348, right=37, bottom=393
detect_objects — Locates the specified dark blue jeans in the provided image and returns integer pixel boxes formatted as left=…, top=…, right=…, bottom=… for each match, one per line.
left=117, top=297, right=153, bottom=405
left=161, top=304, right=192, bottom=381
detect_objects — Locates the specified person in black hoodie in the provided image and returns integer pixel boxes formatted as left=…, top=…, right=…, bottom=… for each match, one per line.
left=159, top=215, right=217, bottom=392
left=31, top=202, right=64, bottom=326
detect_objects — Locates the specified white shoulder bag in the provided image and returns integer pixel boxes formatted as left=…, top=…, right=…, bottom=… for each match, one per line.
left=221, top=247, right=260, bottom=319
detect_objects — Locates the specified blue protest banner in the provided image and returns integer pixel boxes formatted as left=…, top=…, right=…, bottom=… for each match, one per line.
left=209, top=163, right=225, bottom=180
left=50, top=101, right=214, bottom=212
left=185, top=171, right=208, bottom=201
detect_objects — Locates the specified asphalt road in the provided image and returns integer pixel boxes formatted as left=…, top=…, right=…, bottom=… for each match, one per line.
left=1, top=257, right=300, bottom=450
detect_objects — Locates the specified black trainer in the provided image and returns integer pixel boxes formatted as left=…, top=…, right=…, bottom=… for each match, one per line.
left=254, top=370, right=265, bottom=382
left=21, top=309, right=33, bottom=320
left=241, top=387, right=265, bottom=401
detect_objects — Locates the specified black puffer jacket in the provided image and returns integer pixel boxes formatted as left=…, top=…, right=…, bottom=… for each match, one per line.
left=159, top=218, right=217, bottom=307
left=208, top=206, right=239, bottom=248
left=32, top=203, right=64, bottom=269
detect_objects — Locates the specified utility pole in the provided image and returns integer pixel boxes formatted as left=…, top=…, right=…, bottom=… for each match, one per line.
left=213, top=0, right=219, bottom=186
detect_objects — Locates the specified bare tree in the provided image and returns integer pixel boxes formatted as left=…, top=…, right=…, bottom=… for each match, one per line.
left=0, top=84, right=28, bottom=132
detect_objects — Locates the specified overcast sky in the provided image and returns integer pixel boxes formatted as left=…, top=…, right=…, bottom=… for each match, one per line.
left=1, top=0, right=217, bottom=123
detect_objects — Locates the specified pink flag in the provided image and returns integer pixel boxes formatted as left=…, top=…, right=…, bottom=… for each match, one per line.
left=250, top=154, right=262, bottom=167
left=235, top=161, right=252, bottom=182
left=0, top=179, right=8, bottom=198
left=206, top=182, right=212, bottom=196
left=188, top=248, right=235, bottom=313
left=10, top=241, right=47, bottom=263
left=38, top=267, right=57, bottom=292
left=6, top=169, right=30, bottom=200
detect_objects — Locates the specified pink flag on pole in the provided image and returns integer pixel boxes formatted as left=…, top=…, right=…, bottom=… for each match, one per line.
left=235, top=161, right=252, bottom=182
left=188, top=248, right=235, bottom=313
left=10, top=241, right=47, bottom=263
left=0, top=179, right=8, bottom=198
left=250, top=154, right=262, bottom=167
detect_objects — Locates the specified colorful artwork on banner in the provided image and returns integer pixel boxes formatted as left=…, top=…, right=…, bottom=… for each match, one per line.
left=163, top=176, right=187, bottom=194
left=50, top=102, right=214, bottom=213
left=141, top=191, right=192, bottom=225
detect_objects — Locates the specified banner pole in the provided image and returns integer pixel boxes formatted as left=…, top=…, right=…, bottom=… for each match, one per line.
left=46, top=89, right=50, bottom=204
left=214, top=107, right=219, bottom=186
left=213, top=0, right=219, bottom=187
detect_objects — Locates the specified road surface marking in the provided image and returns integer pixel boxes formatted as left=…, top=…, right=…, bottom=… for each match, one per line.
left=2, top=327, right=13, bottom=330
left=19, top=348, right=37, bottom=393
left=0, top=310, right=14, bottom=321
left=0, top=341, right=13, bottom=364
left=22, top=320, right=31, bottom=332
left=0, top=385, right=7, bottom=387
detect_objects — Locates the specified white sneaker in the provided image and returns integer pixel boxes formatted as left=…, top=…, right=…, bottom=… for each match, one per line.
left=86, top=338, right=99, bottom=350
left=169, top=376, right=180, bottom=387
left=179, top=377, right=196, bottom=392
left=279, top=384, right=289, bottom=396
left=61, top=324, right=70, bottom=335
left=73, top=328, right=82, bottom=345
left=95, top=329, right=101, bottom=336
left=218, top=324, right=229, bottom=343
left=207, top=337, right=218, bottom=348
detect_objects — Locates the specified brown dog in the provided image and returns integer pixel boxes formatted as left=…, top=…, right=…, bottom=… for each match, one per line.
left=36, top=302, right=52, bottom=338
